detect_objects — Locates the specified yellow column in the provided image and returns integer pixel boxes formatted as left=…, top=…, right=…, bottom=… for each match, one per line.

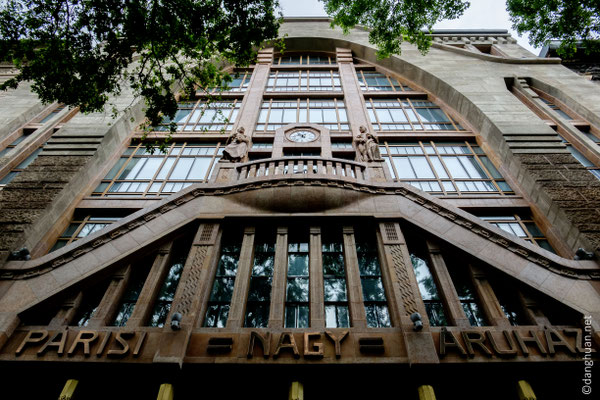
left=517, top=380, right=537, bottom=400
left=58, top=379, right=78, bottom=400
left=288, top=381, right=304, bottom=400
left=417, top=385, right=436, bottom=400
left=157, top=383, right=174, bottom=400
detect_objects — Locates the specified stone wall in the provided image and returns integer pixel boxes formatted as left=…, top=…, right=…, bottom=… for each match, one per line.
left=0, top=155, right=92, bottom=260
left=517, top=153, right=600, bottom=252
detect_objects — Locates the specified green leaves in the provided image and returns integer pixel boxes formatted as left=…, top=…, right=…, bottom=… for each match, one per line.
left=321, top=0, right=470, bottom=58
left=507, top=0, right=600, bottom=58
left=0, top=0, right=281, bottom=128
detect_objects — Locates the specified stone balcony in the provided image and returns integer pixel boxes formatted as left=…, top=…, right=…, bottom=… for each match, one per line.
left=211, top=156, right=390, bottom=186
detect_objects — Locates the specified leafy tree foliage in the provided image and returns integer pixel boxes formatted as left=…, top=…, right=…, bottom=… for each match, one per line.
left=0, top=0, right=597, bottom=135
left=507, top=0, right=600, bottom=58
left=0, top=0, right=280, bottom=131
left=321, top=0, right=470, bottom=57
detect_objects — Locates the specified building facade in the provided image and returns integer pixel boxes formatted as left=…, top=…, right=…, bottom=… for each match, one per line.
left=0, top=19, right=599, bottom=399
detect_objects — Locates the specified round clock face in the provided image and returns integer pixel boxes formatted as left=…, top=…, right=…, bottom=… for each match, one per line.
left=289, top=130, right=317, bottom=143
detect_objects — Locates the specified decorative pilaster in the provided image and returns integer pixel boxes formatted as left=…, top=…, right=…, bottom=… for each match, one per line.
left=227, top=227, right=256, bottom=327
left=232, top=47, right=273, bottom=138
left=86, top=265, right=131, bottom=328
left=468, top=263, right=511, bottom=327
left=425, top=240, right=471, bottom=328
left=309, top=226, right=324, bottom=328
left=268, top=226, right=288, bottom=328
left=342, top=226, right=367, bottom=328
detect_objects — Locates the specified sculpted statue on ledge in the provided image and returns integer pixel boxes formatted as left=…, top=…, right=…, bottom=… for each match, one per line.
left=354, top=126, right=382, bottom=162
left=222, top=127, right=250, bottom=162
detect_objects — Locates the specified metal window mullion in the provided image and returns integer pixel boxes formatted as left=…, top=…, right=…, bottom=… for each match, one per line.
left=466, top=142, right=503, bottom=193
left=385, top=75, right=395, bottom=92
left=432, top=142, right=460, bottom=195
left=419, top=141, right=446, bottom=194
left=359, top=70, right=367, bottom=91
left=370, top=99, right=382, bottom=131
left=159, top=142, right=186, bottom=194
left=405, top=98, right=422, bottom=130
left=384, top=142, right=399, bottom=180
left=264, top=99, right=273, bottom=132
left=103, top=144, right=140, bottom=196
left=203, top=145, right=220, bottom=182
left=68, top=216, right=90, bottom=243
left=333, top=99, right=341, bottom=130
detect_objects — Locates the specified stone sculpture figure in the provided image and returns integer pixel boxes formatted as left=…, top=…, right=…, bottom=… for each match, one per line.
left=355, top=126, right=381, bottom=162
left=222, top=127, right=250, bottom=162
left=354, top=130, right=368, bottom=162
left=366, top=132, right=382, bottom=161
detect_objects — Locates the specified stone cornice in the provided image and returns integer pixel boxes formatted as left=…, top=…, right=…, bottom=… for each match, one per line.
left=1, top=173, right=598, bottom=281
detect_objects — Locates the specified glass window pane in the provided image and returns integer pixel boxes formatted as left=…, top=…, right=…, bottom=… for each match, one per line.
left=361, top=277, right=386, bottom=301
left=410, top=156, right=435, bottom=178
left=170, top=158, right=194, bottom=179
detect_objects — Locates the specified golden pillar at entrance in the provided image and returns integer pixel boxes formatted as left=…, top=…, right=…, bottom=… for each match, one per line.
left=289, top=381, right=304, bottom=400
left=417, top=385, right=436, bottom=400
left=58, top=379, right=78, bottom=400
left=157, top=383, right=174, bottom=400
left=517, top=380, right=537, bottom=400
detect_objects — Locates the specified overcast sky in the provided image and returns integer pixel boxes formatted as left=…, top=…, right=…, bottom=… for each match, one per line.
left=279, top=0, right=540, bottom=55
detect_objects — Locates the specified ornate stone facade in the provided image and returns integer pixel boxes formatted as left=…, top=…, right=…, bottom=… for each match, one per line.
left=0, top=19, right=598, bottom=400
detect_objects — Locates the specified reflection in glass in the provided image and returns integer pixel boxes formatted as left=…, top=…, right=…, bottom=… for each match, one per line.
left=72, top=281, right=111, bottom=327
left=356, top=231, right=391, bottom=328
left=322, top=231, right=350, bottom=328
left=245, top=232, right=276, bottom=328
left=149, top=238, right=192, bottom=327
left=112, top=262, right=153, bottom=326
left=285, top=230, right=310, bottom=328
left=204, top=230, right=242, bottom=327
left=410, top=254, right=447, bottom=326
left=450, top=265, right=486, bottom=326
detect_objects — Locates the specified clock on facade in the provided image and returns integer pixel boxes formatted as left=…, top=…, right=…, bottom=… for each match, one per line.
left=288, top=130, right=317, bottom=143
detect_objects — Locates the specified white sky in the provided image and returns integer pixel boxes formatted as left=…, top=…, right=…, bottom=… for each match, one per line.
left=279, top=0, right=540, bottom=55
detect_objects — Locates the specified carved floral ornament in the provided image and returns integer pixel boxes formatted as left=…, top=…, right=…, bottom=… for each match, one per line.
left=1, top=176, right=597, bottom=281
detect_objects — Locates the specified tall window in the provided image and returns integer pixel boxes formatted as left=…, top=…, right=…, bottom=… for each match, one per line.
left=204, top=230, right=242, bottom=328
left=322, top=229, right=350, bottom=328
left=93, top=142, right=223, bottom=197
left=449, top=264, right=486, bottom=327
left=256, top=99, right=349, bottom=132
left=366, top=98, right=464, bottom=131
left=285, top=230, right=310, bottom=328
left=112, top=262, right=152, bottom=326
left=380, top=141, right=512, bottom=195
left=479, top=214, right=555, bottom=253
left=355, top=231, right=391, bottom=328
left=273, top=54, right=336, bottom=65
left=266, top=70, right=341, bottom=92
left=71, top=280, right=111, bottom=327
left=356, top=71, right=413, bottom=92
left=156, top=100, right=240, bottom=132
left=244, top=230, right=276, bottom=328
left=148, top=242, right=189, bottom=327
left=410, top=253, right=447, bottom=326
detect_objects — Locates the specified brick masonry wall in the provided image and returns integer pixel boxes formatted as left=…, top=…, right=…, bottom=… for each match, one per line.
left=0, top=155, right=92, bottom=260
left=517, top=153, right=600, bottom=252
